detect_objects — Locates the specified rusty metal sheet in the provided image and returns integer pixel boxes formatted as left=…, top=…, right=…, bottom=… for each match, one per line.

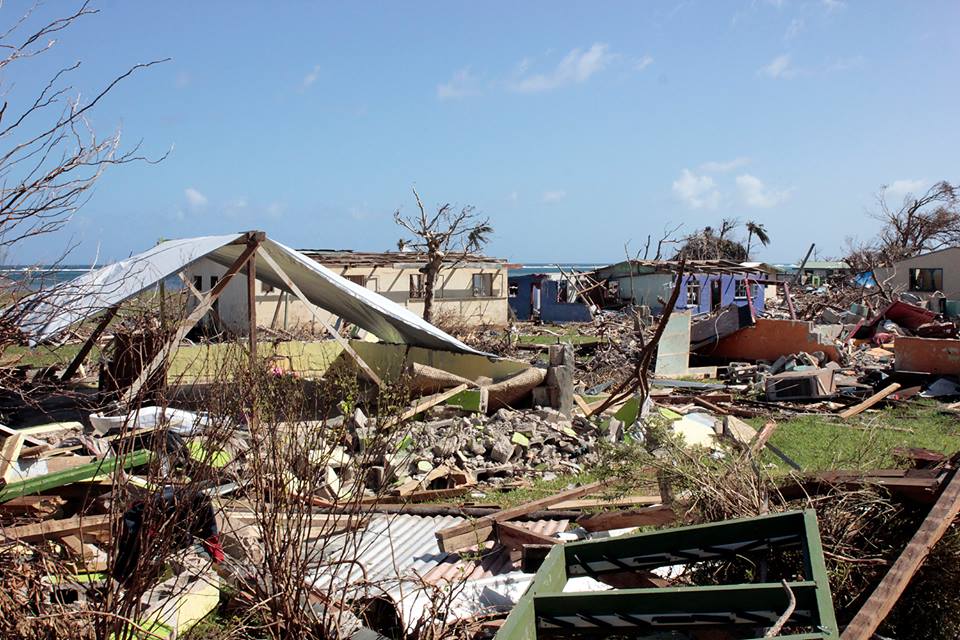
left=895, top=337, right=960, bottom=375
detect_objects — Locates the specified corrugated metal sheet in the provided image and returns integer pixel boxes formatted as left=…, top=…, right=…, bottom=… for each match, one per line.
left=308, top=514, right=570, bottom=592
left=423, top=519, right=570, bottom=584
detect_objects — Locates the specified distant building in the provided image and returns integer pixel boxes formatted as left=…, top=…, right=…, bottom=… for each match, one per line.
left=587, top=259, right=765, bottom=315
left=183, top=250, right=510, bottom=333
left=777, top=260, right=852, bottom=286
left=874, top=247, right=960, bottom=315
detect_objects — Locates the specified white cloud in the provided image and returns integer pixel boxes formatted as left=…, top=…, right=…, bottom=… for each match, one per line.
left=759, top=54, right=795, bottom=79
left=736, top=174, right=792, bottom=208
left=301, top=65, right=321, bottom=90
left=700, top=157, right=750, bottom=173
left=784, top=18, right=804, bottom=40
left=511, top=43, right=617, bottom=93
left=634, top=55, right=654, bottom=71
left=184, top=187, right=208, bottom=209
left=437, top=67, right=480, bottom=100
left=542, top=190, right=567, bottom=203
left=886, top=179, right=928, bottom=199
left=672, top=169, right=720, bottom=209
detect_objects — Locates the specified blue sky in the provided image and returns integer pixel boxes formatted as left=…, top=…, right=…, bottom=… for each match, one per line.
left=8, top=0, right=960, bottom=265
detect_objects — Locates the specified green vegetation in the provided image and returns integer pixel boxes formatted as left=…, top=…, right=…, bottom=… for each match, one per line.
left=755, top=399, right=960, bottom=471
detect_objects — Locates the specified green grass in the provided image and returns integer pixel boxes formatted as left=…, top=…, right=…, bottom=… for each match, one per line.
left=755, top=399, right=960, bottom=472
left=481, top=470, right=599, bottom=509
left=2, top=343, right=96, bottom=368
left=517, top=333, right=601, bottom=346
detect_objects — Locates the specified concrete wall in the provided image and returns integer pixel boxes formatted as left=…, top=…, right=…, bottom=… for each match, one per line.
left=183, top=258, right=509, bottom=333
left=875, top=247, right=960, bottom=308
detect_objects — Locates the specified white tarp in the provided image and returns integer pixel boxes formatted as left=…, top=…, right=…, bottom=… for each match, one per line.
left=13, top=233, right=483, bottom=354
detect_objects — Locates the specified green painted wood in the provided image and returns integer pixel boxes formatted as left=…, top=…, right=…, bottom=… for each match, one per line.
left=444, top=389, right=484, bottom=413
left=495, top=545, right=567, bottom=640
left=0, top=449, right=152, bottom=503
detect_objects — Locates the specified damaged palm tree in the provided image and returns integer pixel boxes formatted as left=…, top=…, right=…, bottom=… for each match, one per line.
left=394, top=188, right=493, bottom=323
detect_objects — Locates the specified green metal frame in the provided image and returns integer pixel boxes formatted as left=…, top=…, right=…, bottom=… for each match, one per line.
left=495, top=509, right=838, bottom=640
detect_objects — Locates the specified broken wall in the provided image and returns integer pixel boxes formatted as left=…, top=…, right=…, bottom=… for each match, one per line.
left=702, top=318, right=841, bottom=362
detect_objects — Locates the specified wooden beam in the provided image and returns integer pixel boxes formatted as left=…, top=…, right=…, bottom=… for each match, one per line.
left=118, top=241, right=260, bottom=406
left=435, top=479, right=615, bottom=552
left=0, top=433, right=25, bottom=483
left=839, top=383, right=902, bottom=420
left=60, top=306, right=118, bottom=381
left=398, top=383, right=469, bottom=422
left=749, top=421, right=779, bottom=456
left=247, top=243, right=257, bottom=365
left=2, top=513, right=114, bottom=543
left=576, top=505, right=677, bottom=532
left=547, top=494, right=661, bottom=511
left=255, top=245, right=383, bottom=387
left=496, top=521, right=559, bottom=551
left=841, top=469, right=960, bottom=639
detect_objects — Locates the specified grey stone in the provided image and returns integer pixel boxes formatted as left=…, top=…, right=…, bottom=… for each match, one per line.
left=490, top=436, right=516, bottom=464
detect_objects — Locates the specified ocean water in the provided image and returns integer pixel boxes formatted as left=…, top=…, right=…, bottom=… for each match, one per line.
left=0, top=265, right=183, bottom=290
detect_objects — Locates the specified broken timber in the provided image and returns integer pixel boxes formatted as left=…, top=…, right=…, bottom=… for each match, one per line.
left=435, top=479, right=615, bottom=552
left=841, top=469, right=960, bottom=639
left=3, top=513, right=114, bottom=543
left=838, top=382, right=902, bottom=420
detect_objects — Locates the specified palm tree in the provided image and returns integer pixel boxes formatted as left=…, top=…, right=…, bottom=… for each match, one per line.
left=745, top=221, right=771, bottom=259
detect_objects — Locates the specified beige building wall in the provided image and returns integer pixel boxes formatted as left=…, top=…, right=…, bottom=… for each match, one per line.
left=183, top=258, right=508, bottom=334
left=874, top=247, right=960, bottom=305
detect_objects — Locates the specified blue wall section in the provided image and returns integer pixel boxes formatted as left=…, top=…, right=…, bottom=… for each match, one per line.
left=674, top=274, right=765, bottom=315
left=509, top=274, right=593, bottom=323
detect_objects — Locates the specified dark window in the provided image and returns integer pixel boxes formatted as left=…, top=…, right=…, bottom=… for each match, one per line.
left=557, top=280, right=569, bottom=303
left=909, top=268, right=943, bottom=292
left=734, top=279, right=748, bottom=300
left=687, top=278, right=701, bottom=305
left=345, top=274, right=366, bottom=286
left=409, top=274, right=424, bottom=298
left=508, top=283, right=519, bottom=298
left=472, top=273, right=493, bottom=297
left=193, top=275, right=203, bottom=292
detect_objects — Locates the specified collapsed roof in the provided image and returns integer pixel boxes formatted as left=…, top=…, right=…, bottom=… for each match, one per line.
left=13, top=232, right=484, bottom=355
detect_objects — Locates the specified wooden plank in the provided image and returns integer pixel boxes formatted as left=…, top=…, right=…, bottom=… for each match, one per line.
left=398, top=384, right=469, bottom=422
left=749, top=421, right=779, bottom=456
left=3, top=513, right=114, bottom=543
left=576, top=505, right=677, bottom=532
left=0, top=423, right=45, bottom=447
left=547, top=494, right=662, bottom=511
left=496, top=521, right=559, bottom=551
left=435, top=479, right=615, bottom=552
left=839, top=383, right=902, bottom=420
left=0, top=433, right=25, bottom=483
left=0, top=495, right=64, bottom=516
left=256, top=245, right=383, bottom=387
left=841, top=469, right=960, bottom=639
left=573, top=394, right=594, bottom=416
left=692, top=396, right=729, bottom=416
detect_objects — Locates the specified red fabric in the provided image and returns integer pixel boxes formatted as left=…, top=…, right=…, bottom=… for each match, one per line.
left=203, top=534, right=225, bottom=563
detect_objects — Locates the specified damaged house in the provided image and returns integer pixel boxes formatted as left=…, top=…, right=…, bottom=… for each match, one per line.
left=587, top=259, right=766, bottom=315
left=507, top=273, right=593, bottom=323
left=184, top=249, right=510, bottom=332
left=874, top=246, right=960, bottom=317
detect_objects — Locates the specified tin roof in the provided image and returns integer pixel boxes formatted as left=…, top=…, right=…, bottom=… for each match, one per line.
left=297, top=249, right=507, bottom=268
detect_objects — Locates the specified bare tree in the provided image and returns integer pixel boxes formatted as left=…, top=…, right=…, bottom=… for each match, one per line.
left=870, top=181, right=959, bottom=264
left=0, top=2, right=167, bottom=253
left=0, top=2, right=166, bottom=353
left=394, top=187, right=493, bottom=323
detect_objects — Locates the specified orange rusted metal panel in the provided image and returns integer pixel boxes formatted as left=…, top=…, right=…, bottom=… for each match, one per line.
left=705, top=318, right=840, bottom=363
left=895, top=337, right=960, bottom=375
